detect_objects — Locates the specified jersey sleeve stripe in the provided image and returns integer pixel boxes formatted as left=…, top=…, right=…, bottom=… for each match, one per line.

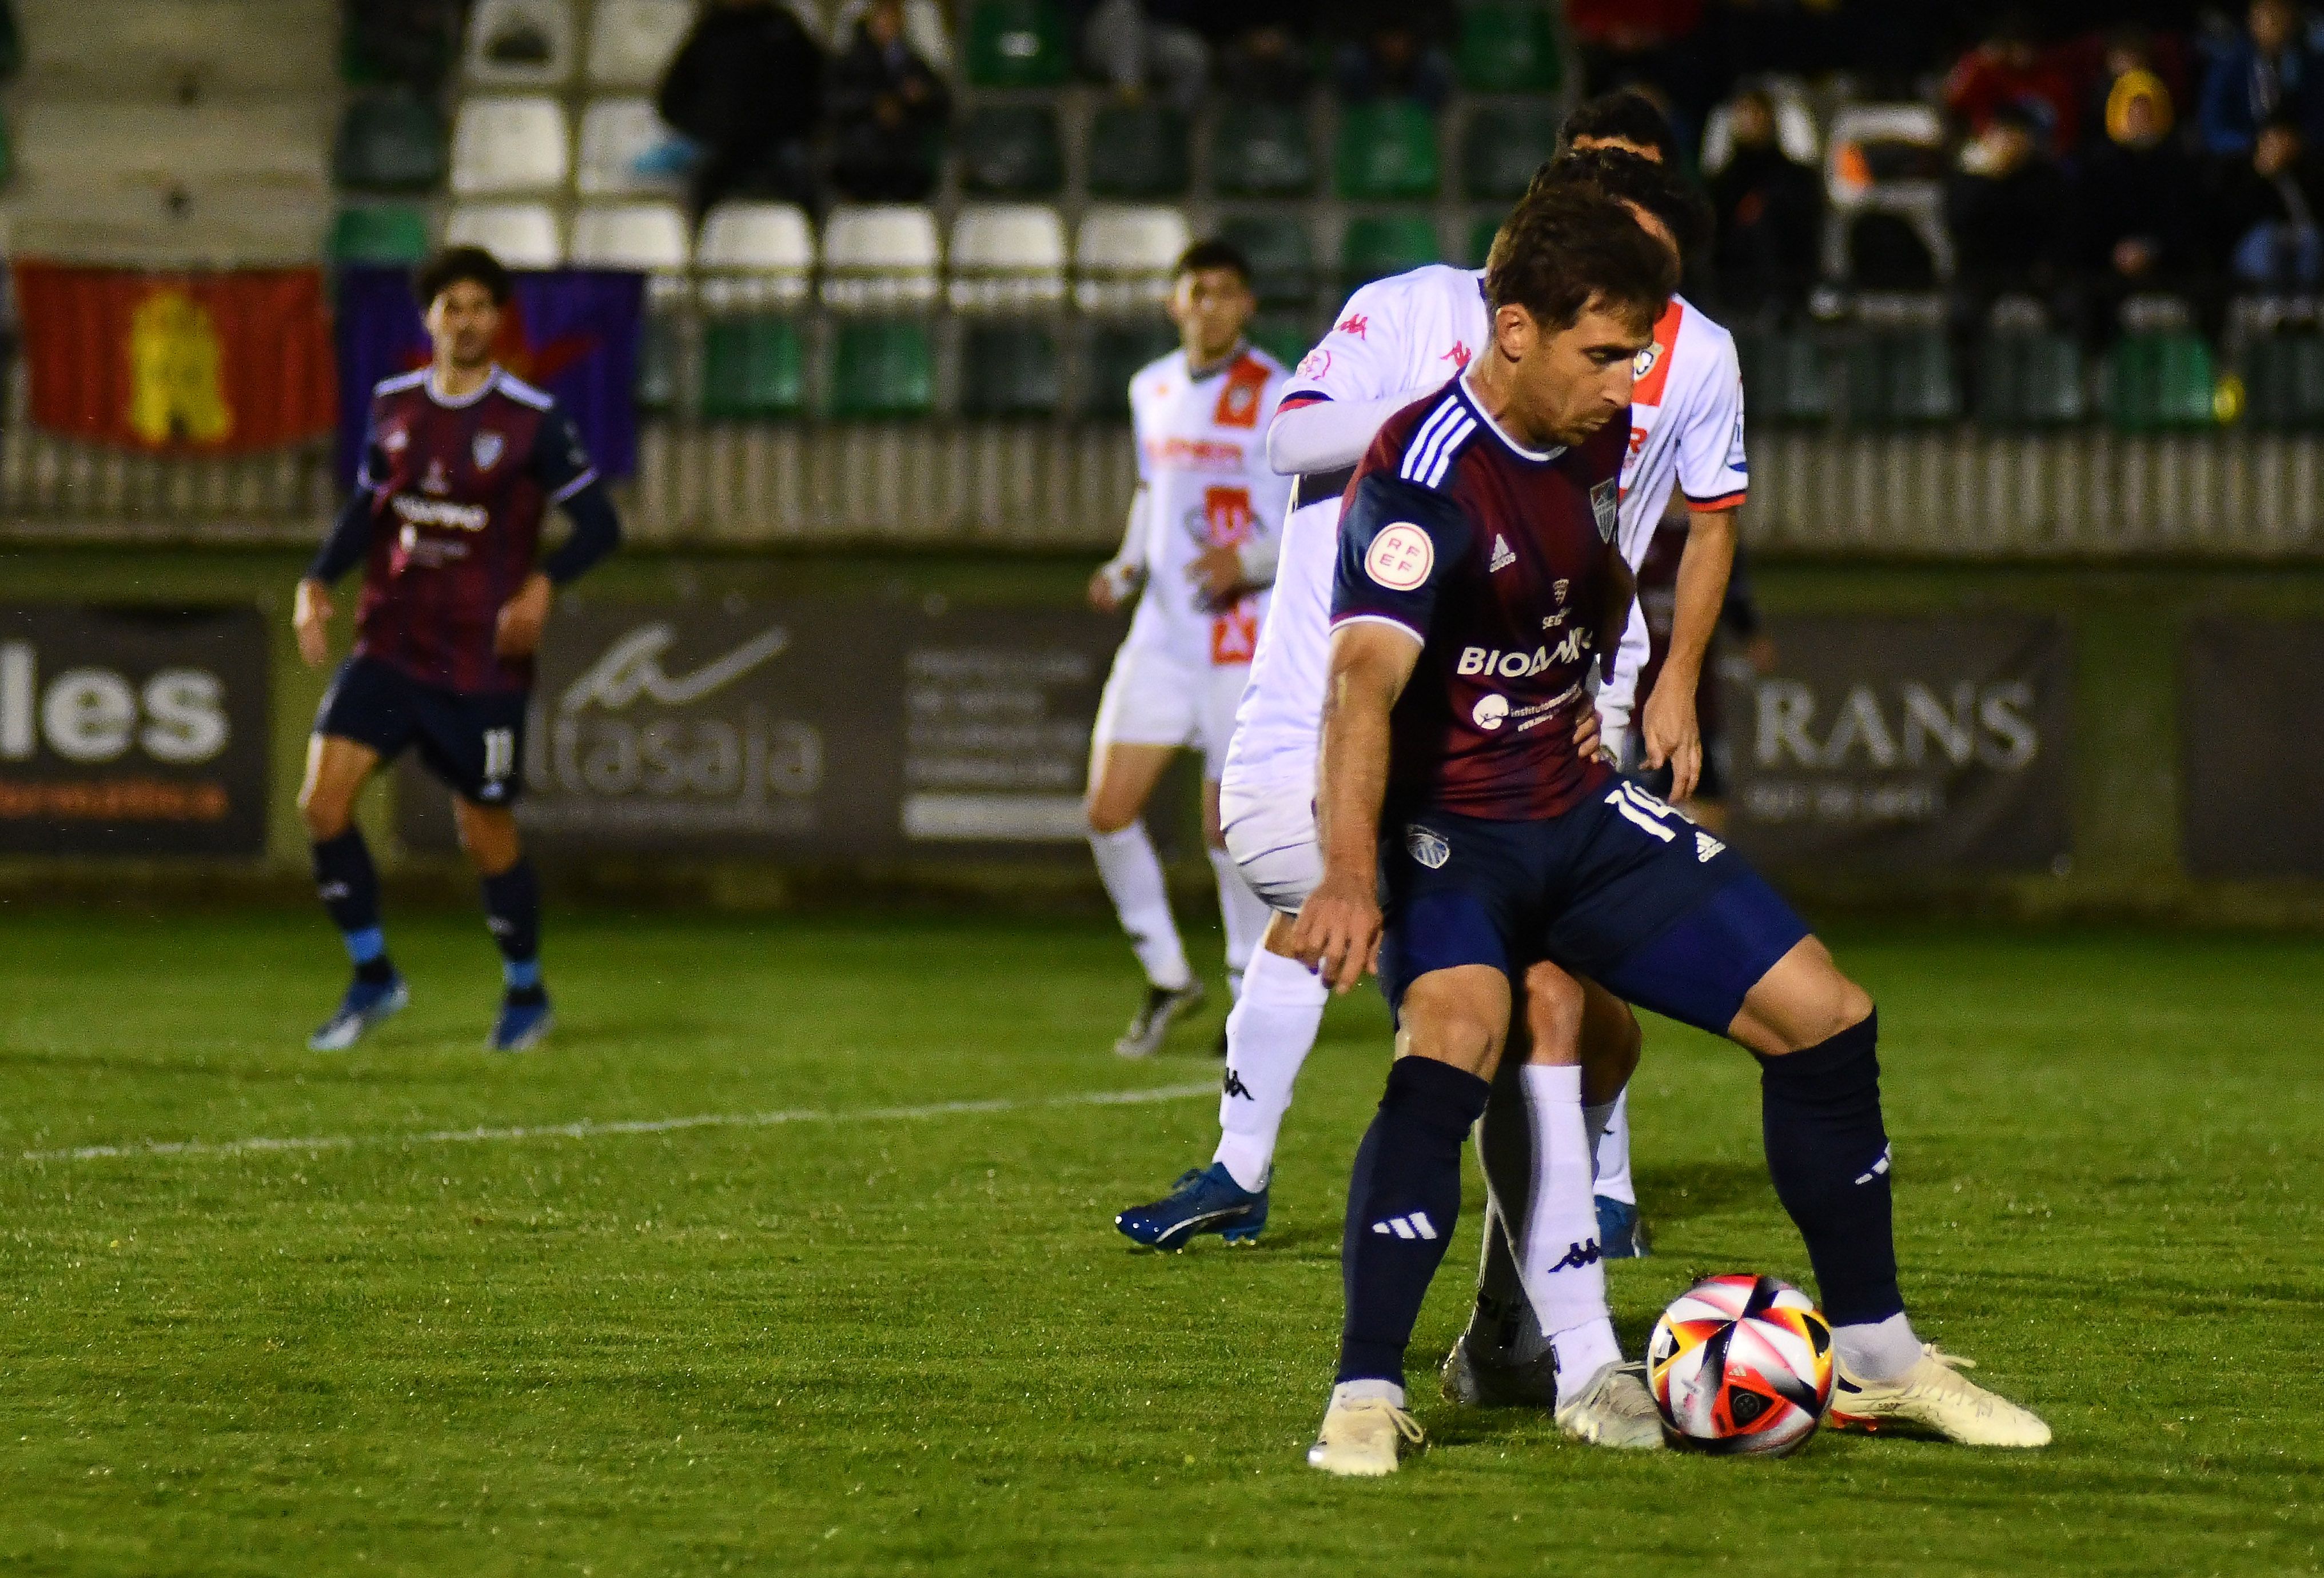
left=1400, top=397, right=1464, bottom=484
left=1683, top=488, right=1748, bottom=511
left=549, top=468, right=599, bottom=504
left=1278, top=390, right=1331, bottom=411
left=1330, top=610, right=1428, bottom=644
left=1418, top=416, right=1474, bottom=488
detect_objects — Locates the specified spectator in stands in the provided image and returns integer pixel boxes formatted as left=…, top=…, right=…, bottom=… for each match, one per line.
left=1948, top=103, right=2072, bottom=310
left=1217, top=22, right=1314, bottom=106
left=828, top=0, right=952, bottom=202
left=1708, top=89, right=1824, bottom=315
left=831, top=0, right=952, bottom=71
left=1943, top=13, right=2081, bottom=154
left=2074, top=70, right=2205, bottom=331
left=2199, top=0, right=2324, bottom=157
left=2214, top=116, right=2324, bottom=289
left=1333, top=1, right=1456, bottom=114
left=1081, top=0, right=1210, bottom=113
left=657, top=0, right=824, bottom=218
left=1565, top=0, right=1711, bottom=126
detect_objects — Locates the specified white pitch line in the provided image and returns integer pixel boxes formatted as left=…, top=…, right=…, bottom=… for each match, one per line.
left=19, top=1080, right=1219, bottom=1165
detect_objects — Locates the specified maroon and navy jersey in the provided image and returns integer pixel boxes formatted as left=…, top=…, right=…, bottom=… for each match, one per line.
left=350, top=367, right=596, bottom=694
left=1330, top=376, right=1628, bottom=821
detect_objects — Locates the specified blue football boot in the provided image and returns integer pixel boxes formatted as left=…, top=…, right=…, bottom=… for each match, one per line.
left=1115, top=1162, right=1269, bottom=1250
left=489, top=992, right=555, bottom=1053
left=1596, top=1195, right=1649, bottom=1259
left=308, top=973, right=409, bottom=1052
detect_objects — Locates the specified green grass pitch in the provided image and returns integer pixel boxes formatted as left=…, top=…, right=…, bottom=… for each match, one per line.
left=1, top=908, right=2320, bottom=1576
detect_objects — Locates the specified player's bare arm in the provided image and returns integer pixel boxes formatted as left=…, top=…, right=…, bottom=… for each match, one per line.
left=494, top=570, right=555, bottom=658
left=1291, top=621, right=1418, bottom=993
left=1639, top=504, right=1739, bottom=801
left=293, top=577, right=335, bottom=668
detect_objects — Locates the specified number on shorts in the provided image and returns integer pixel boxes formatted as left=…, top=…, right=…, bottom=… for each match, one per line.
left=1605, top=781, right=1680, bottom=842
left=482, top=728, right=516, bottom=784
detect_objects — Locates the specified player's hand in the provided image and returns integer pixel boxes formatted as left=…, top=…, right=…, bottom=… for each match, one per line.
left=1187, top=545, right=1245, bottom=610
left=1572, top=703, right=1606, bottom=763
left=1087, top=563, right=1135, bottom=614
left=495, top=571, right=554, bottom=658
left=1641, top=678, right=1702, bottom=803
left=1287, top=870, right=1381, bottom=995
left=293, top=579, right=334, bottom=669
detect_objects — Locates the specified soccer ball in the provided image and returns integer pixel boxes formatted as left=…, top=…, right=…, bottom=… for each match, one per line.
left=1647, top=1274, right=1834, bottom=1456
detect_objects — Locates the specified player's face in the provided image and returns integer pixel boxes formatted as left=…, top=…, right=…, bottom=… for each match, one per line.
left=1505, top=297, right=1651, bottom=447
left=1168, top=267, right=1255, bottom=365
left=424, top=281, right=503, bottom=372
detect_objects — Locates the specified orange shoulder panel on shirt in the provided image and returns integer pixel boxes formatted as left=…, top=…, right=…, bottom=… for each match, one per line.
left=1629, top=299, right=1686, bottom=410
left=1213, top=354, right=1272, bottom=429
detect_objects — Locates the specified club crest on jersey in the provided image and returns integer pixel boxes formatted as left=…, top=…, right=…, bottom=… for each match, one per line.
left=1554, top=578, right=1571, bottom=602
left=1297, top=347, right=1332, bottom=381
left=1634, top=340, right=1665, bottom=379
left=1406, top=825, right=1450, bottom=869
left=472, top=430, right=505, bottom=471
left=1589, top=479, right=1618, bottom=542
left=1364, top=523, right=1434, bottom=590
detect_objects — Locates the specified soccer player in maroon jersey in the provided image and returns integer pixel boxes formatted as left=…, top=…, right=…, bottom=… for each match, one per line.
left=1293, top=189, right=2047, bottom=1474
left=292, top=247, right=622, bottom=1053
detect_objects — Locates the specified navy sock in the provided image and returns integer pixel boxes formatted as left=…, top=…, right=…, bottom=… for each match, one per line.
left=480, top=858, right=544, bottom=1001
left=1755, top=1011, right=1904, bottom=1328
left=1337, top=1056, right=1493, bottom=1387
left=312, top=830, right=392, bottom=981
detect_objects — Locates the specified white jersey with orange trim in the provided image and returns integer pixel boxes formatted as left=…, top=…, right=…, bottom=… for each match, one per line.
left=1597, top=291, right=1750, bottom=742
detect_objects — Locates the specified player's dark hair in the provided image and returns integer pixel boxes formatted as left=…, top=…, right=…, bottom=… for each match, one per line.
left=1560, top=90, right=1683, bottom=166
left=1484, top=183, right=1677, bottom=338
left=1529, top=145, right=1716, bottom=266
left=414, top=246, right=513, bottom=309
left=1174, top=238, right=1252, bottom=285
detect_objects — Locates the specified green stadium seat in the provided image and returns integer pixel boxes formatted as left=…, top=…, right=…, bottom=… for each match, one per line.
left=1843, top=329, right=1959, bottom=425
left=1461, top=101, right=1558, bottom=200
left=1336, top=101, right=1440, bottom=201
left=635, top=309, right=679, bottom=415
left=1734, top=326, right=1834, bottom=425
left=2106, top=331, right=2216, bottom=432
left=700, top=315, right=805, bottom=419
left=1341, top=214, right=1439, bottom=289
left=956, top=104, right=1064, bottom=198
left=1250, top=314, right=1315, bottom=373
left=329, top=204, right=432, bottom=263
left=1456, top=2, right=1561, bottom=93
left=2242, top=333, right=2324, bottom=430
left=334, top=93, right=448, bottom=193
left=830, top=319, right=935, bottom=420
left=964, top=0, right=1069, bottom=88
left=1086, top=322, right=1179, bottom=421
left=961, top=323, right=1062, bottom=417
left=1976, top=332, right=2086, bottom=428
left=1088, top=103, right=1189, bottom=198
left=1212, top=103, right=1318, bottom=198
left=1221, top=215, right=1316, bottom=309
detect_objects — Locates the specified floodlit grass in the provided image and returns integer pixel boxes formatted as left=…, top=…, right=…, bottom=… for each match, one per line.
left=0, top=909, right=2318, bottom=1575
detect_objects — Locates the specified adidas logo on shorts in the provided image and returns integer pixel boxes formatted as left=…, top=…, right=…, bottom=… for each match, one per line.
left=1695, top=830, right=1725, bottom=863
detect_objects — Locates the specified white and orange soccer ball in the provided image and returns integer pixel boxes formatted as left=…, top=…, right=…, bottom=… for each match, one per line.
left=1647, top=1274, right=1835, bottom=1456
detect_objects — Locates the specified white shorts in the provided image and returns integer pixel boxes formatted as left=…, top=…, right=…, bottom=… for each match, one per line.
left=1091, top=644, right=1250, bottom=778
left=1218, top=775, right=1322, bottom=916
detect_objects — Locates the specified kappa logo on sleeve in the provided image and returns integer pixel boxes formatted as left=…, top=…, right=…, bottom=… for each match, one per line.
left=1364, top=523, right=1434, bottom=590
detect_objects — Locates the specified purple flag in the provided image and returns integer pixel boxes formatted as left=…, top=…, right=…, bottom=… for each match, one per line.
left=334, top=266, right=645, bottom=484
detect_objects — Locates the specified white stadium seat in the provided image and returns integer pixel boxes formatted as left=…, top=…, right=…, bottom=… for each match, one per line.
left=570, top=202, right=691, bottom=271
left=465, top=0, right=577, bottom=85
left=576, top=96, right=681, bottom=195
left=449, top=95, right=569, bottom=194
left=1699, top=86, right=1821, bottom=176
left=696, top=202, right=815, bottom=309
left=1821, top=103, right=1953, bottom=281
left=819, top=203, right=941, bottom=310
left=445, top=202, right=563, bottom=266
left=948, top=204, right=1066, bottom=311
left=1074, top=206, right=1190, bottom=313
left=586, top=0, right=695, bottom=87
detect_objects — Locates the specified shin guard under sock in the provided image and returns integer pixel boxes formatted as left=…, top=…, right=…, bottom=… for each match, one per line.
left=1755, top=1012, right=1904, bottom=1328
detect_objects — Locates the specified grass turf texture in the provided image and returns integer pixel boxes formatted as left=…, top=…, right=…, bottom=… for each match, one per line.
left=1, top=910, right=2319, bottom=1576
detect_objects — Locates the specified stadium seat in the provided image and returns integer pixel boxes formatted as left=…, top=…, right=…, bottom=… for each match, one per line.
left=1074, top=206, right=1191, bottom=313
left=586, top=0, right=693, bottom=87
left=1341, top=214, right=1439, bottom=290
left=444, top=202, right=562, bottom=265
left=1220, top=215, right=1315, bottom=309
left=1733, top=325, right=1834, bottom=425
left=2106, top=331, right=2217, bottom=432
left=449, top=96, right=569, bottom=194
left=1461, top=101, right=1558, bottom=200
left=1821, top=103, right=1952, bottom=281
left=1701, top=83, right=1820, bottom=175
left=1336, top=101, right=1440, bottom=201
left=963, top=0, right=1069, bottom=87
left=1086, top=322, right=1179, bottom=420
left=333, top=92, right=447, bottom=193
left=696, top=202, right=815, bottom=309
left=464, top=0, right=576, bottom=85
left=329, top=203, right=433, bottom=263
left=1211, top=103, right=1318, bottom=198
left=1843, top=328, right=1959, bottom=425
left=2242, top=331, right=2324, bottom=430
left=1087, top=103, right=1189, bottom=199
left=569, top=202, right=691, bottom=271
left=820, top=204, right=942, bottom=310
left=960, top=322, right=1062, bottom=417
left=1454, top=2, right=1562, bottom=94
left=956, top=104, right=1065, bottom=198
left=576, top=97, right=681, bottom=196
left=948, top=204, right=1067, bottom=311
left=700, top=315, right=806, bottom=418
left=1250, top=314, right=1315, bottom=373
left=635, top=309, right=679, bottom=413
left=1977, top=331, right=2086, bottom=428
left=829, top=319, right=936, bottom=419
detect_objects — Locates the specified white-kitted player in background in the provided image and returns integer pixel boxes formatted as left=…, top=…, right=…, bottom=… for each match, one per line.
left=1085, top=239, right=1294, bottom=1061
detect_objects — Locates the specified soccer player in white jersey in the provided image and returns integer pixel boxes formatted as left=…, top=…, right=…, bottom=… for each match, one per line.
left=1085, top=240, right=1294, bottom=1060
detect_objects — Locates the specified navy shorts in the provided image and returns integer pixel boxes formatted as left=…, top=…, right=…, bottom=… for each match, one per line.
left=316, top=656, right=529, bottom=807
left=1376, top=781, right=1808, bottom=1036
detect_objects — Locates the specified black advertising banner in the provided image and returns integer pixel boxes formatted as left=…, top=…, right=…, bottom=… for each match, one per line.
left=2181, top=620, right=2324, bottom=878
left=0, top=606, right=271, bottom=857
left=398, top=601, right=1118, bottom=857
left=1722, top=615, right=2073, bottom=872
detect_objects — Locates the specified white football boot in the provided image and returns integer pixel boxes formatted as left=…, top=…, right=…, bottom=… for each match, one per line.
left=1551, top=1361, right=1665, bottom=1450
left=1828, top=1345, right=2051, bottom=1447
left=1307, top=1392, right=1426, bottom=1476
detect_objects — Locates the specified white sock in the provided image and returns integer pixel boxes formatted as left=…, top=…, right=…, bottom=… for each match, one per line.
left=1833, top=1312, right=1923, bottom=1383
left=1331, top=1378, right=1405, bottom=1409
left=1088, top=823, right=1191, bottom=990
left=1212, top=945, right=1328, bottom=1192
left=1510, top=1064, right=1619, bottom=1407
left=1592, top=1087, right=1635, bottom=1206
left=1207, top=841, right=1270, bottom=999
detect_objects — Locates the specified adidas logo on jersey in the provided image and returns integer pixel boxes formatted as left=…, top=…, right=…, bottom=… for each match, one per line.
left=1695, top=830, right=1725, bottom=863
left=1488, top=534, right=1517, bottom=573
left=1372, top=1211, right=1439, bottom=1241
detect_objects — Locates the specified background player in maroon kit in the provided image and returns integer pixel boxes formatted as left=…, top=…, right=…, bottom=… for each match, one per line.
left=292, top=247, right=623, bottom=1053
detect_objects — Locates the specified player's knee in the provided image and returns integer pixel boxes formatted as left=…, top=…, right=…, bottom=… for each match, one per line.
left=1780, top=961, right=1874, bottom=1053
left=1084, top=797, right=1137, bottom=837
left=297, top=780, right=350, bottom=840
left=1518, top=961, right=1587, bottom=1065
left=1588, top=1000, right=1643, bottom=1087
